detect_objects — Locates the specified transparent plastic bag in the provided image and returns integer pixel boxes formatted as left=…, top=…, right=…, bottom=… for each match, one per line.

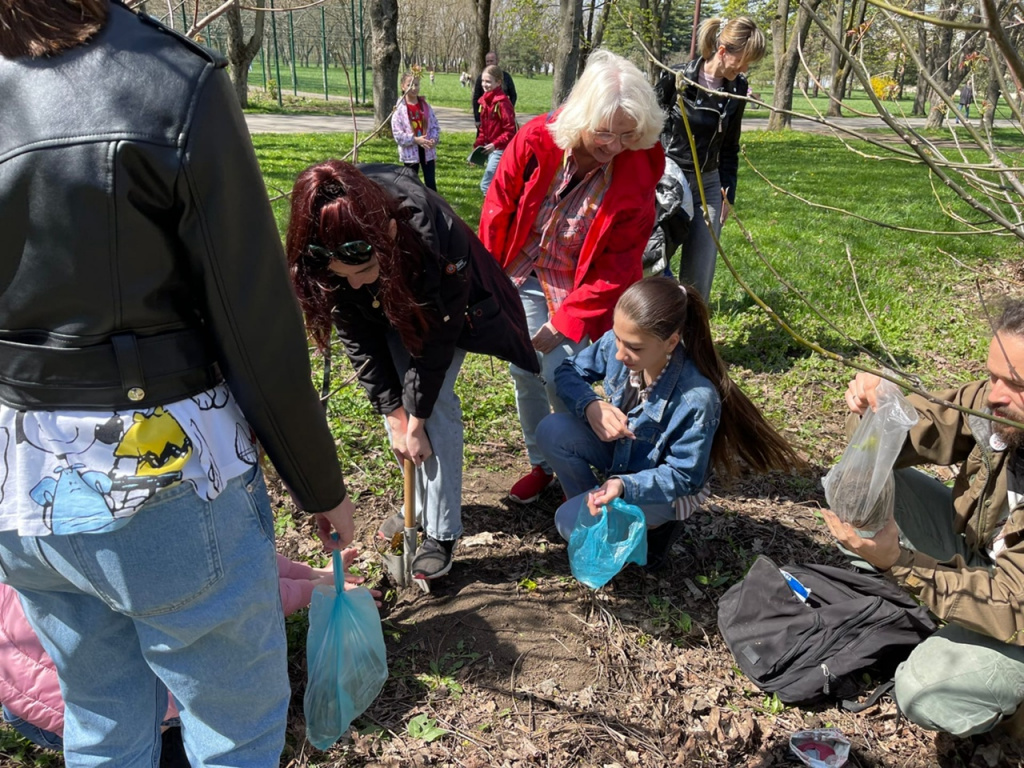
left=822, top=380, right=918, bottom=536
left=568, top=497, right=648, bottom=589
left=303, top=550, right=388, bottom=750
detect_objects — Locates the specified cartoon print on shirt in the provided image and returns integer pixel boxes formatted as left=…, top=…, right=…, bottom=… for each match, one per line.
left=31, top=465, right=118, bottom=535
left=235, top=423, right=258, bottom=466
left=4, top=387, right=252, bottom=536
left=16, top=411, right=125, bottom=535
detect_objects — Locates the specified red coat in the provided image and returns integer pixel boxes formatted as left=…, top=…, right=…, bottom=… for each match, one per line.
left=478, top=112, right=665, bottom=343
left=474, top=88, right=516, bottom=150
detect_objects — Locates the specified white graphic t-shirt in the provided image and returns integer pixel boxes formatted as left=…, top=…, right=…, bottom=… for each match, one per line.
left=0, top=385, right=258, bottom=537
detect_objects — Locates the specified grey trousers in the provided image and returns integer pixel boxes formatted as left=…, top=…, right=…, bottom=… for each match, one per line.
left=886, top=468, right=1024, bottom=737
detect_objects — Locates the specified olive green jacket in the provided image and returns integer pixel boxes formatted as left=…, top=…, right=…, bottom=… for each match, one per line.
left=878, top=380, right=1024, bottom=644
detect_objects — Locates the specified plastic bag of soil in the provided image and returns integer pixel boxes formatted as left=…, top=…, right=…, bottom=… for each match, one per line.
left=822, top=379, right=918, bottom=536
left=304, top=549, right=388, bottom=749
left=568, top=497, right=647, bottom=589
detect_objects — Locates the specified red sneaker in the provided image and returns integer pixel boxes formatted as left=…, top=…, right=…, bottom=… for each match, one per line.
left=509, top=465, right=554, bottom=504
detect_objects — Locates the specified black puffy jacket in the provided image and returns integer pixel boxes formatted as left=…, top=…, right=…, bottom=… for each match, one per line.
left=0, top=3, right=345, bottom=512
left=655, top=58, right=749, bottom=204
left=331, top=164, right=536, bottom=419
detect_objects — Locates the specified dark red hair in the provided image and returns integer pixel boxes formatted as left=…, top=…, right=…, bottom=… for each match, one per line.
left=286, top=160, right=429, bottom=355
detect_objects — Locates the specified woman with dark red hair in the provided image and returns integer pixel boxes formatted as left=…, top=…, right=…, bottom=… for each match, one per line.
left=288, top=161, right=536, bottom=580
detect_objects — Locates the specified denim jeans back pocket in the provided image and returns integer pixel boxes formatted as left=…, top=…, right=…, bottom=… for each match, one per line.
left=67, top=480, right=224, bottom=618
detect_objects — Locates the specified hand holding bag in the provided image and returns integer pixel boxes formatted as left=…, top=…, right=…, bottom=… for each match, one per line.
left=568, top=498, right=648, bottom=589
left=304, top=549, right=388, bottom=749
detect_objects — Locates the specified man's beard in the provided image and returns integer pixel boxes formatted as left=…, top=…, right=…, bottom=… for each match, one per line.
left=992, top=407, right=1024, bottom=449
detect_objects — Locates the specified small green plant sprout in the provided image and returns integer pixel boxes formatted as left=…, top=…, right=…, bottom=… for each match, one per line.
left=273, top=507, right=295, bottom=537
left=416, top=661, right=464, bottom=697
left=758, top=692, right=786, bottom=715
left=415, top=640, right=480, bottom=697
left=694, top=560, right=731, bottom=589
left=517, top=575, right=539, bottom=592
left=646, top=595, right=692, bottom=634
left=407, top=714, right=449, bottom=742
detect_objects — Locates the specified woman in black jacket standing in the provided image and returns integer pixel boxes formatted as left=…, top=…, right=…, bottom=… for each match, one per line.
left=288, top=161, right=536, bottom=581
left=656, top=17, right=765, bottom=301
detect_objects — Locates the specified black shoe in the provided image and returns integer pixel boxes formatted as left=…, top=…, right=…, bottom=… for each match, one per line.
left=644, top=521, right=685, bottom=572
left=411, top=537, right=455, bottom=580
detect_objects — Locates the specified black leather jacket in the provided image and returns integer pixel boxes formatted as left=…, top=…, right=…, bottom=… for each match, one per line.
left=332, top=164, right=536, bottom=419
left=0, top=3, right=345, bottom=512
left=655, top=58, right=749, bottom=204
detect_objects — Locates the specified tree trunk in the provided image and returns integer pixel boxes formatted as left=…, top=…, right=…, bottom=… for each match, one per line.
left=826, top=0, right=845, bottom=116
left=769, top=0, right=823, bottom=130
left=552, top=0, right=583, bottom=107
left=473, top=0, right=491, bottom=77
left=368, top=0, right=401, bottom=132
left=224, top=0, right=266, bottom=109
left=826, top=0, right=866, bottom=117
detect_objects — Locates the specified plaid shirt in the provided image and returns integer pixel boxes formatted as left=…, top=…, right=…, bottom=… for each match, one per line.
left=506, top=150, right=612, bottom=316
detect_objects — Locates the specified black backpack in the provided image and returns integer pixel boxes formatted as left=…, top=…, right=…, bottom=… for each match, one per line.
left=717, top=555, right=936, bottom=709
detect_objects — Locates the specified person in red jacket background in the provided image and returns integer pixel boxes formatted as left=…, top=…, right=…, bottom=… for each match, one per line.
left=478, top=49, right=665, bottom=504
left=474, top=64, right=517, bottom=195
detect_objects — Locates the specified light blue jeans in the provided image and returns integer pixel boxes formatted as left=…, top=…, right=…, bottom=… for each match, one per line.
left=480, top=149, right=503, bottom=195
left=0, top=465, right=289, bottom=767
left=384, top=333, right=466, bottom=541
left=878, top=469, right=1024, bottom=737
left=509, top=275, right=590, bottom=472
left=678, top=172, right=722, bottom=302
left=537, top=413, right=676, bottom=541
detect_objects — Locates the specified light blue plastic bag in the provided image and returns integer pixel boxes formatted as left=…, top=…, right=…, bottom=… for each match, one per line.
left=568, top=497, right=648, bottom=589
left=303, top=549, right=388, bottom=750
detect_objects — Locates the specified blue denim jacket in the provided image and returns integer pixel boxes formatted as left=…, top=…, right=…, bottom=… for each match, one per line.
left=554, top=330, right=721, bottom=505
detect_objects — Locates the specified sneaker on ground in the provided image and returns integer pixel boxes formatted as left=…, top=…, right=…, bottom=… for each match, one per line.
left=411, top=537, right=455, bottom=580
left=508, top=465, right=554, bottom=504
left=643, top=520, right=686, bottom=573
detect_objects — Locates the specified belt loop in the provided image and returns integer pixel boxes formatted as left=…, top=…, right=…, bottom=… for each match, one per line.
left=111, top=333, right=146, bottom=402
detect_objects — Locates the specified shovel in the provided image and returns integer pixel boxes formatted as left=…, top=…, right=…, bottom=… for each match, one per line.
left=379, top=458, right=430, bottom=593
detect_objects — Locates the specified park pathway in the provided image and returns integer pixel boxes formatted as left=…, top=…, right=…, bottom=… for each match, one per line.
left=244, top=105, right=1014, bottom=136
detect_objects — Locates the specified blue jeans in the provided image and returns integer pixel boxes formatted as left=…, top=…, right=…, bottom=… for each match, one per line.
left=509, top=276, right=590, bottom=471
left=480, top=149, right=503, bottom=195
left=0, top=465, right=289, bottom=767
left=678, top=172, right=722, bottom=302
left=2, top=704, right=63, bottom=751
left=383, top=333, right=466, bottom=541
left=538, top=413, right=676, bottom=541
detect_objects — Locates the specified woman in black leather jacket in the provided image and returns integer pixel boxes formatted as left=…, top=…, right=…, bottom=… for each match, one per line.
left=0, top=1, right=353, bottom=765
left=288, top=161, right=535, bottom=581
left=655, top=17, right=765, bottom=301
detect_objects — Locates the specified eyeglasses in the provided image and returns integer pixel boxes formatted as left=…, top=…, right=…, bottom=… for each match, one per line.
left=592, top=129, right=640, bottom=146
left=307, top=240, right=374, bottom=267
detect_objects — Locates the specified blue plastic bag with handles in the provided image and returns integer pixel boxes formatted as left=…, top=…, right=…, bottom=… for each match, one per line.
left=303, top=548, right=388, bottom=749
left=568, top=497, right=648, bottom=589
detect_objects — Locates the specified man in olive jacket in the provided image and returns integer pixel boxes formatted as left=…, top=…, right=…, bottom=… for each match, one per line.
left=825, top=300, right=1024, bottom=739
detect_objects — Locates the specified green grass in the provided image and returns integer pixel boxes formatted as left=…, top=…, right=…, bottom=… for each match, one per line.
left=248, top=66, right=556, bottom=116
left=251, top=127, right=1021, bottom=474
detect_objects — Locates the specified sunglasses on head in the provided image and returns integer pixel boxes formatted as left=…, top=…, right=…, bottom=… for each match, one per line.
left=307, top=240, right=375, bottom=267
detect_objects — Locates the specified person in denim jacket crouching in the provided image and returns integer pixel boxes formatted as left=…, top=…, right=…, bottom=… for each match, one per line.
left=537, top=277, right=802, bottom=570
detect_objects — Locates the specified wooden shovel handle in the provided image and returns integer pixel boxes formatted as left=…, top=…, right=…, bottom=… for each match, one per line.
left=403, top=458, right=416, bottom=529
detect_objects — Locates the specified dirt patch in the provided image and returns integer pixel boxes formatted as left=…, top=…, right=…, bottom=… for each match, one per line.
left=268, top=459, right=1024, bottom=768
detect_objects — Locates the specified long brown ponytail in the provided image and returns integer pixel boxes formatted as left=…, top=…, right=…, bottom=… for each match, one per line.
left=616, top=277, right=802, bottom=479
